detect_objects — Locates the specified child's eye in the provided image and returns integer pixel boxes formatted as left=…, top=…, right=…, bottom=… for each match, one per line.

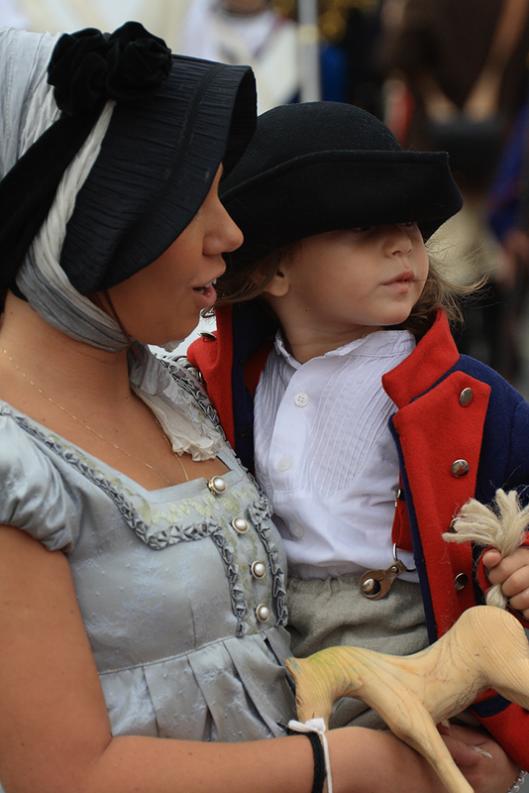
left=351, top=225, right=374, bottom=233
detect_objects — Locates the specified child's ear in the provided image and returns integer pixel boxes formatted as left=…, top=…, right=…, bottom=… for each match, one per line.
left=261, top=266, right=290, bottom=298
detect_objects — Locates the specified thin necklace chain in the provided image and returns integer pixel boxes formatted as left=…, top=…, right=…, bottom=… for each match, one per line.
left=0, top=347, right=190, bottom=485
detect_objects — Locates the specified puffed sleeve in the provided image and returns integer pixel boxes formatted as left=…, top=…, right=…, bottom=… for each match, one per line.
left=0, top=414, right=80, bottom=552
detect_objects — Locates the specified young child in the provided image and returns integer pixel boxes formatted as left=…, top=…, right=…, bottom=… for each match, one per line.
left=188, top=102, right=529, bottom=769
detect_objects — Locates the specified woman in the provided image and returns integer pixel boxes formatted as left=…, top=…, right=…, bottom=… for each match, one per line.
left=0, top=22, right=512, bottom=793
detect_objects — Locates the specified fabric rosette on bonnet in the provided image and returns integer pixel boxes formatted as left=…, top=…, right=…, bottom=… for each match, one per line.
left=220, top=101, right=463, bottom=267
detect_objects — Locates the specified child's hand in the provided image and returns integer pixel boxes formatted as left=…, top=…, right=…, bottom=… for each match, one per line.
left=439, top=722, right=521, bottom=793
left=482, top=547, right=529, bottom=618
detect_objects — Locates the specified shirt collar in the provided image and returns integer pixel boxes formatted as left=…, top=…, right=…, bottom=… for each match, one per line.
left=273, top=328, right=415, bottom=369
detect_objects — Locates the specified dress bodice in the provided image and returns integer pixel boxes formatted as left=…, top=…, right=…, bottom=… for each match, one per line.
left=0, top=353, right=295, bottom=753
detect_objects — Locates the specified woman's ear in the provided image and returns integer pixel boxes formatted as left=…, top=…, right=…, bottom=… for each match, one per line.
left=260, top=266, right=290, bottom=298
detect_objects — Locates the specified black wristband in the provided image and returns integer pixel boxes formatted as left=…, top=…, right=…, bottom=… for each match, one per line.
left=284, top=722, right=330, bottom=793
left=306, top=731, right=327, bottom=793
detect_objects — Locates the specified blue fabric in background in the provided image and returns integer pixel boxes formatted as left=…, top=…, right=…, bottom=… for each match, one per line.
left=320, top=42, right=348, bottom=102
left=488, top=102, right=529, bottom=240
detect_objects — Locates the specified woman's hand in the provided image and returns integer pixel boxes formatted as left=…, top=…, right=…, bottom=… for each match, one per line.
left=440, top=722, right=520, bottom=793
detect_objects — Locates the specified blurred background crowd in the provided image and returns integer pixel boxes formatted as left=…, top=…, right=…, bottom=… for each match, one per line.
left=3, top=0, right=529, bottom=396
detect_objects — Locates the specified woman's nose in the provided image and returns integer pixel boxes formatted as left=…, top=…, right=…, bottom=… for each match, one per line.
left=222, top=209, right=244, bottom=253
left=207, top=202, right=244, bottom=255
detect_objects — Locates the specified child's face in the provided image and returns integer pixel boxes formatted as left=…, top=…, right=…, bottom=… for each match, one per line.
left=264, top=223, right=429, bottom=342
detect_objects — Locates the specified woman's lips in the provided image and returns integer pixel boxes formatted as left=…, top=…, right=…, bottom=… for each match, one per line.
left=192, top=279, right=218, bottom=308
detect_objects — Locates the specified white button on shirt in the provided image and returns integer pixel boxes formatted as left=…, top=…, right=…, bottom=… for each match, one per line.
left=254, top=329, right=418, bottom=580
left=294, top=392, right=309, bottom=407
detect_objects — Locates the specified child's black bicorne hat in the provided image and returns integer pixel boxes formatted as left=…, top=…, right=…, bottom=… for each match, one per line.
left=221, top=101, right=463, bottom=266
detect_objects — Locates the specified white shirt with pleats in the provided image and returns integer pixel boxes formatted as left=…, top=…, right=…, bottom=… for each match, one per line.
left=254, top=329, right=418, bottom=580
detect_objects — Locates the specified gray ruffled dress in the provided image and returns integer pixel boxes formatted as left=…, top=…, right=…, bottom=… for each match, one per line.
left=0, top=351, right=295, bottom=753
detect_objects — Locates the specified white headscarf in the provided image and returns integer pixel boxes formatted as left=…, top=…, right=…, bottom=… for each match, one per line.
left=0, top=28, right=222, bottom=459
left=0, top=27, right=128, bottom=350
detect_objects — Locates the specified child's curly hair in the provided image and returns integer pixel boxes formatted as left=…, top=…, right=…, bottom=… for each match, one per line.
left=216, top=241, right=477, bottom=339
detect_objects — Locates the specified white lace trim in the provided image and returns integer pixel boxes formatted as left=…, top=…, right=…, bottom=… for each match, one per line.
left=130, top=347, right=224, bottom=461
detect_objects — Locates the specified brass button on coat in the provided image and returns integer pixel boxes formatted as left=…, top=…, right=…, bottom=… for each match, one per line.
left=255, top=604, right=270, bottom=622
left=251, top=561, right=267, bottom=579
left=459, top=387, right=474, bottom=407
left=451, top=459, right=470, bottom=477
left=454, top=572, right=468, bottom=591
left=232, top=517, right=249, bottom=534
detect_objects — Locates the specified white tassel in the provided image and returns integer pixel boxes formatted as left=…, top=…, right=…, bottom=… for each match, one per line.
left=442, top=489, right=529, bottom=608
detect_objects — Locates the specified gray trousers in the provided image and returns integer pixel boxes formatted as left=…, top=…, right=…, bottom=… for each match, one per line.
left=287, top=572, right=428, bottom=728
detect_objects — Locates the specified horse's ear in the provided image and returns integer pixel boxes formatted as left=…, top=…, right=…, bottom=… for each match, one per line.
left=285, top=654, right=336, bottom=725
left=284, top=656, right=300, bottom=675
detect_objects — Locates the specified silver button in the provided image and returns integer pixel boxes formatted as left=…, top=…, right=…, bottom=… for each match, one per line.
left=232, top=517, right=249, bottom=534
left=207, top=476, right=226, bottom=495
left=451, top=459, right=470, bottom=478
left=294, top=392, right=309, bottom=407
left=454, top=572, right=468, bottom=591
left=255, top=604, right=270, bottom=622
left=251, top=561, right=267, bottom=579
left=459, top=387, right=474, bottom=407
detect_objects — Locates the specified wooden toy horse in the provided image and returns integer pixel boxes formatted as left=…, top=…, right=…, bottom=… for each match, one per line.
left=285, top=490, right=529, bottom=793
